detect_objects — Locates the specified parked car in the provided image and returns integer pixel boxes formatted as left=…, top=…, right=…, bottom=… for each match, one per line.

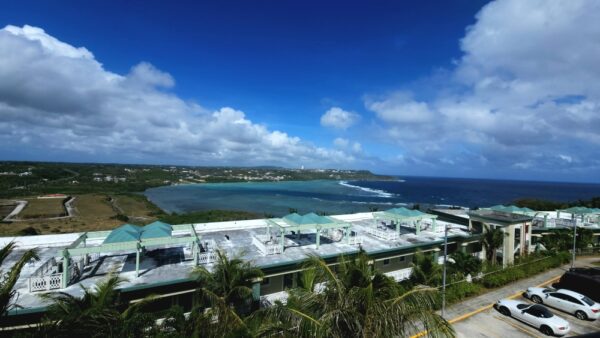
left=525, top=287, right=600, bottom=321
left=553, top=268, right=600, bottom=302
left=495, top=299, right=571, bottom=336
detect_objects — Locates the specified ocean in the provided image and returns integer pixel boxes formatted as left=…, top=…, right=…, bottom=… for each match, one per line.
left=144, top=177, right=600, bottom=216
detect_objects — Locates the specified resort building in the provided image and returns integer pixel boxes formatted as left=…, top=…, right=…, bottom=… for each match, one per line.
left=1, top=206, right=599, bottom=327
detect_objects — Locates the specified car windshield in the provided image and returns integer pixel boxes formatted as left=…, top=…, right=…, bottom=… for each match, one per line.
left=517, top=304, right=529, bottom=310
left=582, top=296, right=594, bottom=306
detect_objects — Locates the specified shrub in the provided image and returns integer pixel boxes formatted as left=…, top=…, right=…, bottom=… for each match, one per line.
left=445, top=281, right=483, bottom=304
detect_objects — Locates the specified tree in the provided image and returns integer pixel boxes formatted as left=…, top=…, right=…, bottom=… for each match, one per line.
left=38, top=275, right=156, bottom=337
left=178, top=249, right=264, bottom=337
left=541, top=229, right=572, bottom=251
left=481, top=225, right=506, bottom=266
left=252, top=251, right=454, bottom=338
left=0, top=242, right=39, bottom=316
left=448, top=251, right=482, bottom=277
left=410, top=251, right=442, bottom=286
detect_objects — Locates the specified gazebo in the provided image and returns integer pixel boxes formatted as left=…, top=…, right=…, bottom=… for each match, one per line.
left=266, top=213, right=352, bottom=251
left=58, top=221, right=201, bottom=288
left=557, top=207, right=600, bottom=224
left=373, top=207, right=438, bottom=235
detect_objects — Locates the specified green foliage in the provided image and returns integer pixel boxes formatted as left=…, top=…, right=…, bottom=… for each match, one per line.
left=159, top=210, right=261, bottom=224
left=17, top=226, right=39, bottom=236
left=479, top=252, right=570, bottom=289
left=251, top=251, right=454, bottom=338
left=481, top=225, right=506, bottom=265
left=445, top=282, right=483, bottom=304
left=514, top=197, right=600, bottom=210
left=36, top=275, right=157, bottom=337
left=0, top=242, right=39, bottom=316
left=448, top=251, right=482, bottom=277
left=410, top=251, right=442, bottom=286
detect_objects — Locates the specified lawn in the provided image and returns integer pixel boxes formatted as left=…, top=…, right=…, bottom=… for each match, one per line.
left=19, top=197, right=67, bottom=219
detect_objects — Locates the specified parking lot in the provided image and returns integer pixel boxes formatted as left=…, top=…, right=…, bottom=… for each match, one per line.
left=453, top=296, right=599, bottom=337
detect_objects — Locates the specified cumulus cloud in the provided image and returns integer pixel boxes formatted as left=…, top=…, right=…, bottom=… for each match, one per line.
left=365, top=0, right=600, bottom=180
left=333, top=137, right=362, bottom=154
left=0, top=25, right=359, bottom=167
left=320, top=107, right=360, bottom=129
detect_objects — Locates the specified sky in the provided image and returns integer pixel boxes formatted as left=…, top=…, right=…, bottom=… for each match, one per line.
left=0, top=0, right=599, bottom=183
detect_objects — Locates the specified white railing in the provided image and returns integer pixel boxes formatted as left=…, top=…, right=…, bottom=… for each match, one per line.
left=384, top=267, right=412, bottom=282
left=32, top=257, right=58, bottom=277
left=347, top=236, right=363, bottom=245
left=29, top=274, right=63, bottom=292
left=365, top=227, right=399, bottom=241
left=198, top=251, right=218, bottom=265
left=252, top=235, right=283, bottom=255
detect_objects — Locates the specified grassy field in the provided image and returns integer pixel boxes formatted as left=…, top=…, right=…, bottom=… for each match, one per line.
left=0, top=194, right=161, bottom=236
left=19, top=198, right=67, bottom=219
left=0, top=201, right=17, bottom=219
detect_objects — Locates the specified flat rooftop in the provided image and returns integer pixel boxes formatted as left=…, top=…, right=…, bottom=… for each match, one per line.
left=2, top=212, right=472, bottom=311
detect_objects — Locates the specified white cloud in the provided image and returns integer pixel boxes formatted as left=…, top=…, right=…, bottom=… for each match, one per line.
left=333, top=137, right=349, bottom=148
left=365, top=91, right=434, bottom=124
left=0, top=25, right=361, bottom=168
left=333, top=137, right=362, bottom=154
left=364, top=0, right=600, bottom=180
left=320, top=107, right=360, bottom=129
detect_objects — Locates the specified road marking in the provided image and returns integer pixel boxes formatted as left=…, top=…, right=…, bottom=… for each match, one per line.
left=493, top=315, right=539, bottom=337
left=410, top=274, right=563, bottom=338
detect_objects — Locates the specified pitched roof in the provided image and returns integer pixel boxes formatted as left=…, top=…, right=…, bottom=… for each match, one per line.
left=103, top=221, right=173, bottom=244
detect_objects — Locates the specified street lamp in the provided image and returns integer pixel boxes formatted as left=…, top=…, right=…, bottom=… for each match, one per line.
left=441, top=223, right=448, bottom=318
left=571, top=214, right=577, bottom=269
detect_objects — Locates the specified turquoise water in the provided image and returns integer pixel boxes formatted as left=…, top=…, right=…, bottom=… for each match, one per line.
left=144, top=177, right=600, bottom=216
left=144, top=180, right=400, bottom=216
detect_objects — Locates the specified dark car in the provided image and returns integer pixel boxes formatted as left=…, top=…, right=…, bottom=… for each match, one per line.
left=553, top=268, right=600, bottom=302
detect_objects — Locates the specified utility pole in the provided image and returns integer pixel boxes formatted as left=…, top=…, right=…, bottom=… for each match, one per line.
left=442, top=223, right=448, bottom=318
left=571, top=214, right=577, bottom=269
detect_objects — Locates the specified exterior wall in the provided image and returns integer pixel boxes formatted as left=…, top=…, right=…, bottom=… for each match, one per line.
left=374, top=255, right=412, bottom=273
left=260, top=274, right=285, bottom=295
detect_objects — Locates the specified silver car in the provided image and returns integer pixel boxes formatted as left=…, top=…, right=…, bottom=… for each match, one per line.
left=525, top=287, right=600, bottom=321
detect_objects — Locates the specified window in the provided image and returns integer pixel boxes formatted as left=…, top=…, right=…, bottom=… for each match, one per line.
left=261, top=278, right=270, bottom=286
left=399, top=256, right=405, bottom=262
left=383, top=259, right=390, bottom=266
left=550, top=293, right=567, bottom=300
left=582, top=296, right=595, bottom=306
left=562, top=294, right=583, bottom=305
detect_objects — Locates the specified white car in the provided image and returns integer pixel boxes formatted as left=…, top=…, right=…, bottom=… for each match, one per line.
left=495, top=299, right=570, bottom=336
left=525, top=287, right=600, bottom=321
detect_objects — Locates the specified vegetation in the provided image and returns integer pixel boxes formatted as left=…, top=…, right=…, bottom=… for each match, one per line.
left=538, top=228, right=595, bottom=251
left=159, top=210, right=262, bottom=225
left=410, top=251, right=442, bottom=286
left=513, top=196, right=600, bottom=210
left=0, top=161, right=391, bottom=199
left=252, top=251, right=453, bottom=338
left=480, top=225, right=506, bottom=265
left=18, top=197, right=68, bottom=219
left=448, top=251, right=482, bottom=277
left=34, top=275, right=157, bottom=337
left=0, top=242, right=39, bottom=316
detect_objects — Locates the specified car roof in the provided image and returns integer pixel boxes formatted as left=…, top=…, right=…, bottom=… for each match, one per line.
left=557, top=288, right=586, bottom=299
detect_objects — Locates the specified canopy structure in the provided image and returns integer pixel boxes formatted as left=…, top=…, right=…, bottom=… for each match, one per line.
left=487, top=205, right=536, bottom=216
left=557, top=207, right=600, bottom=224
left=267, top=213, right=351, bottom=250
left=61, top=222, right=200, bottom=288
left=373, top=207, right=437, bottom=235
left=103, top=221, right=173, bottom=244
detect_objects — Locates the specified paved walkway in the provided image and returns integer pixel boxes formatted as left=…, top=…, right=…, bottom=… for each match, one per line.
left=443, top=256, right=600, bottom=323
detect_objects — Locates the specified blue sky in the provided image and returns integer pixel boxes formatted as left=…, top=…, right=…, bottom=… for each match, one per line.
left=1, top=0, right=599, bottom=183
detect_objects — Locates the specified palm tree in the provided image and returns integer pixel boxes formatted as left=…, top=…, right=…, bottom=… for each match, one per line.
left=410, top=251, right=442, bottom=286
left=177, top=249, right=264, bottom=337
left=448, top=251, right=482, bottom=277
left=252, top=251, right=454, bottom=338
left=0, top=241, right=39, bottom=316
left=38, top=275, right=156, bottom=337
left=481, top=225, right=506, bottom=266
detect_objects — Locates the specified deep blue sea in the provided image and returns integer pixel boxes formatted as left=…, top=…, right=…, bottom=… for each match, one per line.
left=144, top=177, right=600, bottom=216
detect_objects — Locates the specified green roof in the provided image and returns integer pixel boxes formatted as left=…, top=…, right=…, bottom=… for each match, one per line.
left=283, top=212, right=333, bottom=225
left=559, top=206, right=597, bottom=215
left=103, top=221, right=173, bottom=244
left=386, top=207, right=426, bottom=217
left=141, top=221, right=173, bottom=240
left=489, top=205, right=535, bottom=214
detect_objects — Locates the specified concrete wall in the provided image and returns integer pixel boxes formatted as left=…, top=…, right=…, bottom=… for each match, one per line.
left=374, top=255, right=412, bottom=273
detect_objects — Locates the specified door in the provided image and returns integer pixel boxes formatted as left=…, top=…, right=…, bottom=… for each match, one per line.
left=547, top=292, right=565, bottom=309
left=562, top=294, right=583, bottom=314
